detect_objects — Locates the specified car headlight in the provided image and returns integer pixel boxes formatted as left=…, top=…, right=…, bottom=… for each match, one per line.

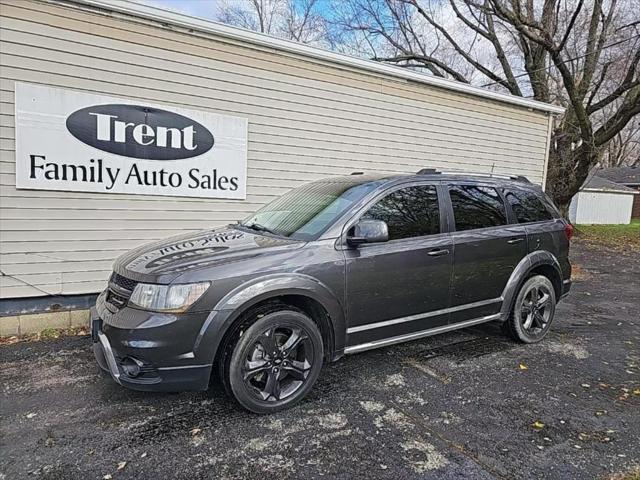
left=129, top=282, right=210, bottom=312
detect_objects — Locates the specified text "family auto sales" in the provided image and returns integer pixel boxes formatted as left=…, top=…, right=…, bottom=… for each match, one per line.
left=15, top=84, right=248, bottom=200
left=28, top=156, right=239, bottom=192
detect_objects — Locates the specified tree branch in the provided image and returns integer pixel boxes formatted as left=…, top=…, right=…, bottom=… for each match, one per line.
left=587, top=47, right=640, bottom=113
left=557, top=0, right=584, bottom=52
left=406, top=0, right=516, bottom=93
left=372, top=54, right=469, bottom=82
left=594, top=85, right=640, bottom=146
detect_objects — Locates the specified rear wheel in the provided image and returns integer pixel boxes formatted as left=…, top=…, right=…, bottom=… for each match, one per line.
left=225, top=308, right=323, bottom=413
left=503, top=275, right=556, bottom=343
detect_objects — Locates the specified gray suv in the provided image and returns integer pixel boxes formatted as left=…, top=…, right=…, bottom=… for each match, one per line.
left=92, top=170, right=572, bottom=413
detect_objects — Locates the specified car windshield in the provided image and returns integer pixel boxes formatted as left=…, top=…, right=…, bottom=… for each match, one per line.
left=240, top=176, right=388, bottom=241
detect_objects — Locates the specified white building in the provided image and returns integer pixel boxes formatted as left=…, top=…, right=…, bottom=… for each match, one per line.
left=0, top=0, right=563, bottom=329
left=569, top=176, right=638, bottom=225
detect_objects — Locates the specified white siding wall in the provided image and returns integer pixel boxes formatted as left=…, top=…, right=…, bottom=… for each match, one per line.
left=569, top=191, right=635, bottom=224
left=0, top=0, right=552, bottom=299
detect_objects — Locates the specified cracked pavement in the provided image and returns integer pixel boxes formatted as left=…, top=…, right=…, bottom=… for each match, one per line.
left=1, top=240, right=638, bottom=479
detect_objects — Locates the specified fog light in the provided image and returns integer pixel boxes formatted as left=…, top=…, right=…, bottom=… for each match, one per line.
left=121, top=357, right=143, bottom=377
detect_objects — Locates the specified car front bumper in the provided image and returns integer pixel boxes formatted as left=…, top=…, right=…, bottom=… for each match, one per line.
left=91, top=298, right=213, bottom=392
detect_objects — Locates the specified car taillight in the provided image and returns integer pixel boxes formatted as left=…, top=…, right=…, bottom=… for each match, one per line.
left=564, top=223, right=574, bottom=241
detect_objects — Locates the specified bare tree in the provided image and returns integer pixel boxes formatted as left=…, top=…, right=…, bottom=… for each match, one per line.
left=216, top=0, right=330, bottom=46
left=601, top=116, right=640, bottom=167
left=331, top=0, right=640, bottom=213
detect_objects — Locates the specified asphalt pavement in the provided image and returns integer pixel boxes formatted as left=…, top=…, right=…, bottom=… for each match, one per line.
left=1, top=240, right=638, bottom=479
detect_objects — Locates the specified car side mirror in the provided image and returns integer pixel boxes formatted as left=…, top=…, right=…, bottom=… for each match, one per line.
left=347, top=219, right=389, bottom=246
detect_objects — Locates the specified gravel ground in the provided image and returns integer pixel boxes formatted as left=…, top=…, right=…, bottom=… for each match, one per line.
left=1, top=240, right=638, bottom=480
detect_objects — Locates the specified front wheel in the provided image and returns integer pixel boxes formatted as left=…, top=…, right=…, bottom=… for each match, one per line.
left=503, top=275, right=557, bottom=343
left=226, top=308, right=324, bottom=414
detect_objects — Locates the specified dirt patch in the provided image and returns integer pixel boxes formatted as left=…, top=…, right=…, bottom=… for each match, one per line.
left=571, top=264, right=593, bottom=282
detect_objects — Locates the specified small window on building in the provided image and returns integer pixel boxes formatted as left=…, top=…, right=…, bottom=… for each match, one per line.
left=505, top=189, right=554, bottom=223
left=362, top=185, right=440, bottom=240
left=449, top=185, right=507, bottom=231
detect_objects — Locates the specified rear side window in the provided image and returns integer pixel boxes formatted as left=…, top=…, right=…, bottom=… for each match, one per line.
left=505, top=189, right=554, bottom=223
left=449, top=185, right=507, bottom=231
left=362, top=185, right=440, bottom=240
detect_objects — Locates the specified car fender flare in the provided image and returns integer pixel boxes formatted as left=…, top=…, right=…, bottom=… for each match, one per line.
left=500, top=251, right=562, bottom=319
left=193, top=273, right=346, bottom=363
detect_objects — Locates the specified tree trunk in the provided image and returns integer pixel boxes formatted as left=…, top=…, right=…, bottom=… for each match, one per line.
left=545, top=129, right=602, bottom=217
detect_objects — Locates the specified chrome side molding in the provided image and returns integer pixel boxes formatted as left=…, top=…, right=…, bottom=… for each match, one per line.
left=346, top=297, right=502, bottom=334
left=344, top=313, right=502, bottom=354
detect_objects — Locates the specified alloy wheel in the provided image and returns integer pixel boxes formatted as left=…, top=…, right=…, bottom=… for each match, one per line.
left=241, top=326, right=313, bottom=402
left=519, top=284, right=553, bottom=334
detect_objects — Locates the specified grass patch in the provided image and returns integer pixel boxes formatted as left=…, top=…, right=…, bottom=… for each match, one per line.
left=575, top=219, right=640, bottom=250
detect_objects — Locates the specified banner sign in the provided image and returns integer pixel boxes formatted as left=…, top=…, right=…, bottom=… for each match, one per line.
left=15, top=83, right=248, bottom=199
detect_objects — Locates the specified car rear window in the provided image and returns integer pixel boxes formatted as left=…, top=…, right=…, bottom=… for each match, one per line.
left=449, top=185, right=507, bottom=231
left=362, top=185, right=440, bottom=240
left=505, top=189, right=554, bottom=223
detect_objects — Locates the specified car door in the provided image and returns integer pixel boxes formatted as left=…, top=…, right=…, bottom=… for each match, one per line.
left=343, top=183, right=453, bottom=347
left=446, top=183, right=528, bottom=323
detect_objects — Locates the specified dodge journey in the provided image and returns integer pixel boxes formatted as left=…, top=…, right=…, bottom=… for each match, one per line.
left=92, top=169, right=572, bottom=413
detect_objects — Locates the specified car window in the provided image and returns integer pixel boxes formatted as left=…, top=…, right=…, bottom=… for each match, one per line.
left=242, top=177, right=387, bottom=241
left=361, top=185, right=440, bottom=240
left=449, top=185, right=507, bottom=231
left=504, top=189, right=554, bottom=223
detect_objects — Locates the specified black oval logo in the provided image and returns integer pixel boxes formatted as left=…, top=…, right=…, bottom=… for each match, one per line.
left=66, top=104, right=214, bottom=160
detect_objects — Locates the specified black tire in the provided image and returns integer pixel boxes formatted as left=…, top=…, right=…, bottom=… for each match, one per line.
left=225, top=308, right=323, bottom=414
left=503, top=275, right=556, bottom=343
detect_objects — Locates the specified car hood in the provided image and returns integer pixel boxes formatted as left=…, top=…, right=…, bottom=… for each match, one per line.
left=113, top=225, right=302, bottom=281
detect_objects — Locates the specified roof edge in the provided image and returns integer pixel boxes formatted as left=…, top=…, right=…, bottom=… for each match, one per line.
left=60, top=0, right=566, bottom=115
left=582, top=188, right=639, bottom=194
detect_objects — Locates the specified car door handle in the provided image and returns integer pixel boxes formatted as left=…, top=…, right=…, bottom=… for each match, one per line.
left=507, top=237, right=524, bottom=244
left=427, top=248, right=450, bottom=257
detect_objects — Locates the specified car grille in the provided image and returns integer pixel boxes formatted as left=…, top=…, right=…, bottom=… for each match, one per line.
left=106, top=273, right=139, bottom=312
left=110, top=272, right=138, bottom=292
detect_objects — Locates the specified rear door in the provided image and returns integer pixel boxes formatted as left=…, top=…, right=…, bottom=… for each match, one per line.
left=446, top=183, right=528, bottom=323
left=503, top=187, right=570, bottom=279
left=344, top=183, right=453, bottom=347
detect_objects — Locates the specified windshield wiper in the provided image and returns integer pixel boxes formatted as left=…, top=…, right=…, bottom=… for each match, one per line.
left=243, top=222, right=275, bottom=234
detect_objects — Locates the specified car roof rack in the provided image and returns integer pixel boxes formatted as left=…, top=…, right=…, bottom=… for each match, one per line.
left=435, top=170, right=531, bottom=183
left=416, top=168, right=440, bottom=175
left=350, top=171, right=364, bottom=175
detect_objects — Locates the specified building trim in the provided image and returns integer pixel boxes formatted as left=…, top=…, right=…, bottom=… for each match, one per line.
left=581, top=188, right=639, bottom=195
left=61, top=0, right=565, bottom=115
left=541, top=114, right=554, bottom=190
left=0, top=293, right=99, bottom=317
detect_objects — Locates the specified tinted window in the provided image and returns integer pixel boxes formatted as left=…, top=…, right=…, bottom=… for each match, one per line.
left=449, top=185, right=507, bottom=231
left=242, top=177, right=387, bottom=241
left=362, top=185, right=440, bottom=240
left=505, top=189, right=554, bottom=223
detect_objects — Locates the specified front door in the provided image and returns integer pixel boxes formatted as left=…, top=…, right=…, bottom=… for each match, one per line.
left=446, top=184, right=528, bottom=323
left=343, top=184, right=453, bottom=347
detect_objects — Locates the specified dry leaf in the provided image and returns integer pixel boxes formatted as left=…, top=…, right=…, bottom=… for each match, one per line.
left=532, top=420, right=545, bottom=430
left=117, top=461, right=127, bottom=471
left=519, top=363, right=528, bottom=370
left=633, top=388, right=640, bottom=396
left=190, top=428, right=201, bottom=436
left=26, top=413, right=37, bottom=419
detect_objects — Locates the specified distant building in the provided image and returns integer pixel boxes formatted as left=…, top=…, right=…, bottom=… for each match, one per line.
left=596, top=166, right=640, bottom=218
left=569, top=175, right=638, bottom=224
